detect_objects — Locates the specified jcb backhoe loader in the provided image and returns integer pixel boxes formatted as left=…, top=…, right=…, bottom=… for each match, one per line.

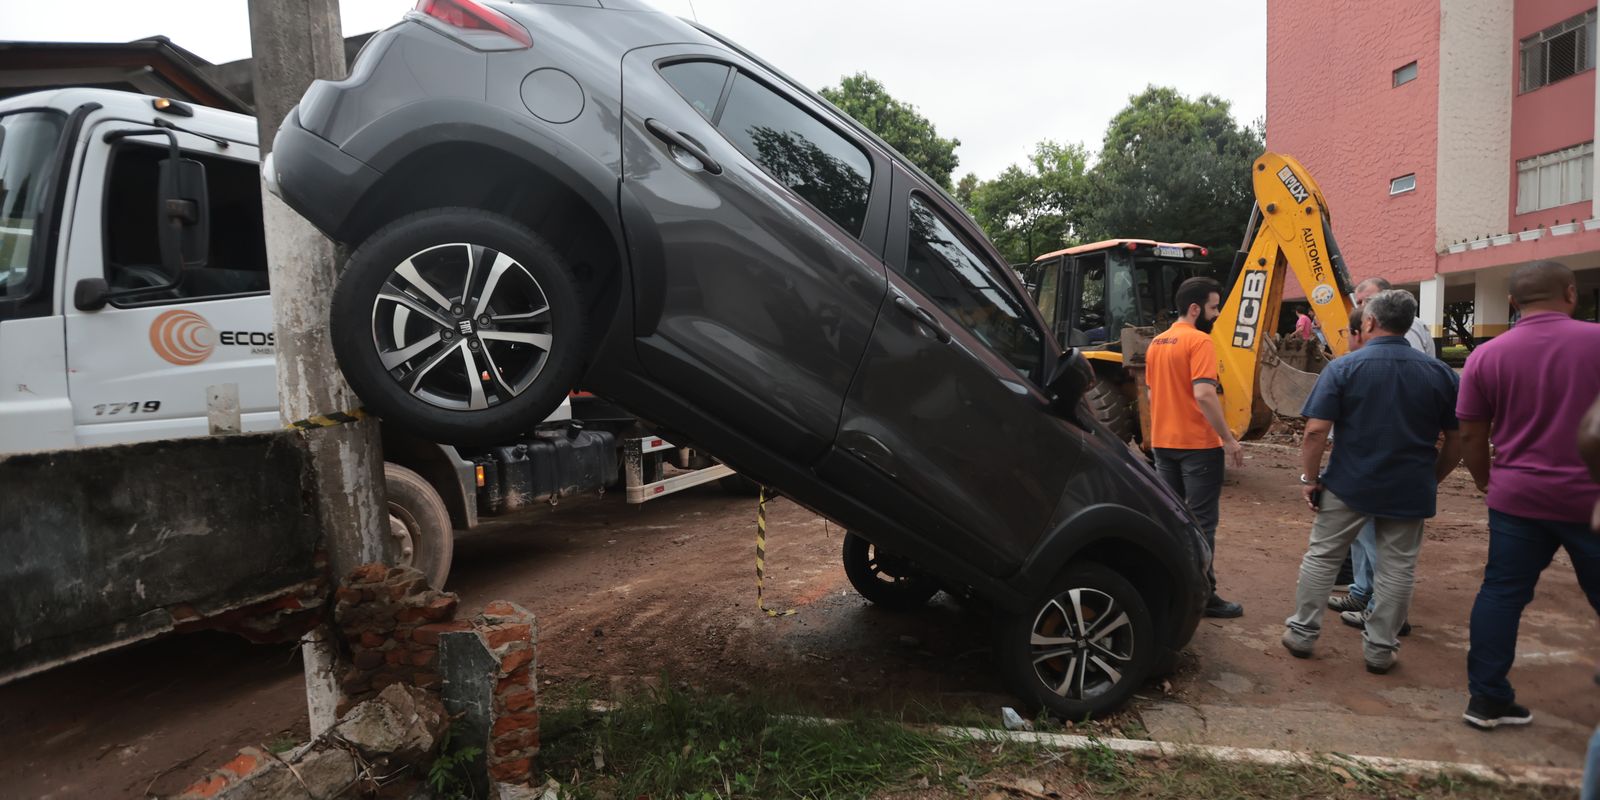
left=1022, top=152, right=1356, bottom=445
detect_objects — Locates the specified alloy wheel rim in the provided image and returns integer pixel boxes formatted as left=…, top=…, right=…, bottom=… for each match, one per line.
left=864, top=543, right=919, bottom=587
left=1028, top=587, right=1135, bottom=701
left=370, top=242, right=553, bottom=411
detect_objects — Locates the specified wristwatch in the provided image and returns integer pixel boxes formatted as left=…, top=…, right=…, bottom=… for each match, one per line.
left=1298, top=473, right=1321, bottom=486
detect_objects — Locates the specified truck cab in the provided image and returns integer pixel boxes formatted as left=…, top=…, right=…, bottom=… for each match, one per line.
left=0, top=89, right=279, bottom=449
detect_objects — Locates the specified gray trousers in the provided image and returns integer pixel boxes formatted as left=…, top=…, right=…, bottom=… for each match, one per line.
left=1285, top=490, right=1425, bottom=666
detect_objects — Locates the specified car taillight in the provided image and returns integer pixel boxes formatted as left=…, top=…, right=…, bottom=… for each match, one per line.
left=414, top=0, right=532, bottom=48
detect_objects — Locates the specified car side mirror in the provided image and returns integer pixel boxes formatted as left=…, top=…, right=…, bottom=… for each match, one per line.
left=1046, top=349, right=1095, bottom=414
left=74, top=278, right=111, bottom=311
left=157, top=157, right=209, bottom=276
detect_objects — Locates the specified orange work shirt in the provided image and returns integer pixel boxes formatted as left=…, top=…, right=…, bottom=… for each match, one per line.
left=1145, top=320, right=1223, bottom=450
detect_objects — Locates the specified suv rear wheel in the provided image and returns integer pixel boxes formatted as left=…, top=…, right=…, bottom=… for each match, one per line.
left=331, top=208, right=586, bottom=446
left=842, top=533, right=939, bottom=610
left=998, top=562, right=1155, bottom=720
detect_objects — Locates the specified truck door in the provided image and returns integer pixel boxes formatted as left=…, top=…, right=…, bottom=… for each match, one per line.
left=0, top=106, right=77, bottom=452
left=820, top=168, right=1088, bottom=576
left=618, top=45, right=890, bottom=463
left=60, top=122, right=277, bottom=446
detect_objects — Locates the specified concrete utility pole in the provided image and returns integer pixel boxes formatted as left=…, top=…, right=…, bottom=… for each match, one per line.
left=247, top=0, right=395, bottom=735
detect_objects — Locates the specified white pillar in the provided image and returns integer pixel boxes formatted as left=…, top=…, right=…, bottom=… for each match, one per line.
left=1473, top=266, right=1512, bottom=340
left=1418, top=274, right=1446, bottom=339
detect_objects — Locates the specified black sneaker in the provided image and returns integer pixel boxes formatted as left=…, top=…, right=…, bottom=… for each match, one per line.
left=1463, top=696, right=1532, bottom=730
left=1204, top=594, right=1243, bottom=618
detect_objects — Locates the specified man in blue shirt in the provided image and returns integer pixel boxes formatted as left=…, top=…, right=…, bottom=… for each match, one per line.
left=1282, top=290, right=1462, bottom=673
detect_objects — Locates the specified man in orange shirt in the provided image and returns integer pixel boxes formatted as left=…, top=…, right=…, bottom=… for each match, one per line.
left=1147, top=277, right=1246, bottom=618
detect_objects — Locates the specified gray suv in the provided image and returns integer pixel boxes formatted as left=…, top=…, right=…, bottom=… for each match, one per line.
left=266, top=0, right=1208, bottom=719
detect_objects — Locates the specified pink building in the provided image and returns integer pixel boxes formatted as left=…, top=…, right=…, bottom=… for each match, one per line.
left=1268, top=0, right=1600, bottom=339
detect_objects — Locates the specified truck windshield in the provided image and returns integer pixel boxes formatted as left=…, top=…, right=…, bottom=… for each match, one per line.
left=0, top=110, right=66, bottom=302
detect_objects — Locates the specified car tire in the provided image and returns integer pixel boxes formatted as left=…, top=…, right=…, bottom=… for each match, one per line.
left=383, top=462, right=454, bottom=589
left=331, top=208, right=587, bottom=447
left=841, top=532, right=939, bottom=611
left=999, top=562, right=1156, bottom=720
left=1083, top=378, right=1135, bottom=442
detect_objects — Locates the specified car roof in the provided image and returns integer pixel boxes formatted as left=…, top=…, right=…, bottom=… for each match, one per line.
left=1032, top=239, right=1204, bottom=262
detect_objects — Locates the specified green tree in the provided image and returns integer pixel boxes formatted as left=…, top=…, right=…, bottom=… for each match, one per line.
left=1083, top=86, right=1264, bottom=277
left=820, top=72, right=960, bottom=189
left=966, top=140, right=1090, bottom=266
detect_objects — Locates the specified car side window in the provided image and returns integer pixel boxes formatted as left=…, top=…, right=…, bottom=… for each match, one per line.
left=714, top=72, right=873, bottom=237
left=103, top=143, right=269, bottom=305
left=659, top=60, right=731, bottom=121
left=903, top=195, right=1043, bottom=376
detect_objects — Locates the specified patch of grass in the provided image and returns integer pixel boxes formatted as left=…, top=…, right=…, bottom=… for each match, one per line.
left=264, top=734, right=299, bottom=755
left=426, top=723, right=484, bottom=800
left=536, top=685, right=1568, bottom=800
left=538, top=684, right=1030, bottom=799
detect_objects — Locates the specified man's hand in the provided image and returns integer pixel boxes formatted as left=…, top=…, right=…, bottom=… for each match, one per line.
left=1474, top=475, right=1489, bottom=494
left=1301, top=481, right=1321, bottom=512
left=1224, top=438, right=1244, bottom=469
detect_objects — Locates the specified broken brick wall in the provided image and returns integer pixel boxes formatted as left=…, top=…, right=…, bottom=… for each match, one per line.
left=333, top=564, right=464, bottom=714
left=330, top=566, right=539, bottom=787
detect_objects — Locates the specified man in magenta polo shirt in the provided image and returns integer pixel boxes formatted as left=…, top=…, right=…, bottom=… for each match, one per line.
left=1457, top=260, right=1600, bottom=731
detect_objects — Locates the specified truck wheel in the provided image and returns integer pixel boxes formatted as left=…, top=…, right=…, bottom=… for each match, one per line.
left=384, top=463, right=454, bottom=589
left=998, top=562, right=1156, bottom=720
left=842, top=533, right=939, bottom=611
left=1084, top=379, right=1135, bottom=442
left=331, top=208, right=587, bottom=447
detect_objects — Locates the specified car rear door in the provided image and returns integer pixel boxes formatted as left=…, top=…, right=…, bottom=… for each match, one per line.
left=819, top=167, right=1088, bottom=576
left=618, top=45, right=889, bottom=464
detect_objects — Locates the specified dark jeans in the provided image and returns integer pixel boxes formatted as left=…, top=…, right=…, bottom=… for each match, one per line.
left=1467, top=509, right=1600, bottom=703
left=1155, top=447, right=1224, bottom=592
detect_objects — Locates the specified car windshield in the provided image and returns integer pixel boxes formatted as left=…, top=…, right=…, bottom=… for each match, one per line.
left=0, top=110, right=65, bottom=301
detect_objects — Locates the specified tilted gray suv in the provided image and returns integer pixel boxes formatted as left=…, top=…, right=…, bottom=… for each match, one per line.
left=266, top=0, right=1209, bottom=719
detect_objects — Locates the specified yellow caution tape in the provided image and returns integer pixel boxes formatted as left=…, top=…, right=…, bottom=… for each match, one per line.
left=755, top=486, right=795, bottom=618
left=286, top=407, right=367, bottom=431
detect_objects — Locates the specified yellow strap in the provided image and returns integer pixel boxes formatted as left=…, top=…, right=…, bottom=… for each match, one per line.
left=755, top=486, right=795, bottom=618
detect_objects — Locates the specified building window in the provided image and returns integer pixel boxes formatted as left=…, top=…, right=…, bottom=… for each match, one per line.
left=1390, top=174, right=1417, bottom=195
left=1520, top=9, right=1596, bottom=93
left=1393, top=61, right=1418, bottom=87
left=1516, top=141, right=1594, bottom=214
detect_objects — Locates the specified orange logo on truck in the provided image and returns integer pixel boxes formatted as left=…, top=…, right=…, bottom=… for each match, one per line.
left=150, top=310, right=215, bottom=365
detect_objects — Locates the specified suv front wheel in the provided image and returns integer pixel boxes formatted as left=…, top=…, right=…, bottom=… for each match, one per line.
left=998, top=562, right=1156, bottom=720
left=330, top=208, right=587, bottom=446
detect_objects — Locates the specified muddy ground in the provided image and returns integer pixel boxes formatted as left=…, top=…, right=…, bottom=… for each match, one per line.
left=2, top=442, right=1596, bottom=798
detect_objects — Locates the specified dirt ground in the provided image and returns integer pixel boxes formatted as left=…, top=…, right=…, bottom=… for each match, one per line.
left=2, top=441, right=1596, bottom=798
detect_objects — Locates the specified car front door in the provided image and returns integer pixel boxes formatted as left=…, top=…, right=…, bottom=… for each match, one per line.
left=820, top=167, right=1089, bottom=576
left=618, top=45, right=889, bottom=463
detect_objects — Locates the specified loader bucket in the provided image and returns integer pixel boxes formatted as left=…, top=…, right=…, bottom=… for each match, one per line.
left=1257, top=336, right=1324, bottom=418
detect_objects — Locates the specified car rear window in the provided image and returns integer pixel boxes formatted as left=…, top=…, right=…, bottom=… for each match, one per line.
left=715, top=72, right=873, bottom=237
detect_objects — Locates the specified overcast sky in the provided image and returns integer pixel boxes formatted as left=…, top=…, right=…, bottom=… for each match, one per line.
left=6, top=0, right=1265, bottom=179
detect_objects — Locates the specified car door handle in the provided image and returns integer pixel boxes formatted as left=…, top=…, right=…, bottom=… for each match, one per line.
left=644, top=118, right=722, bottom=175
left=893, top=296, right=951, bottom=344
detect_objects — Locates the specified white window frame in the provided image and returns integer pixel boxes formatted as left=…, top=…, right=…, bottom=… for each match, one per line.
left=1390, top=173, right=1417, bottom=195
left=1392, top=61, right=1418, bottom=87
left=1520, top=9, right=1596, bottom=93
left=1515, top=141, right=1594, bottom=214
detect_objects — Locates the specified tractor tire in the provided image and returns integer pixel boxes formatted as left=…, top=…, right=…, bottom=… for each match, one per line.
left=1084, top=379, right=1136, bottom=443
